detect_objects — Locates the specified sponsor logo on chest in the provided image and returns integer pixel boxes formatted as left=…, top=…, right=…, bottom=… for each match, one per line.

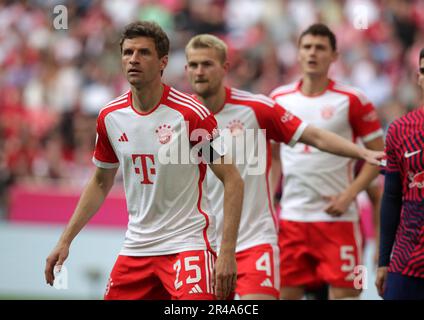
left=408, top=171, right=424, bottom=189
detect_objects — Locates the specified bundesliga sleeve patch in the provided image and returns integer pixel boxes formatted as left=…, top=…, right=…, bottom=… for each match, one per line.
left=197, top=133, right=228, bottom=164
left=190, top=127, right=227, bottom=164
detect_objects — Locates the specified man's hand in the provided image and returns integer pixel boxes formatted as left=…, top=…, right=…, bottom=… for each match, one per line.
left=360, top=149, right=385, bottom=166
left=323, top=191, right=355, bottom=217
left=213, top=252, right=237, bottom=300
left=45, top=243, right=70, bottom=286
left=375, top=266, right=388, bottom=298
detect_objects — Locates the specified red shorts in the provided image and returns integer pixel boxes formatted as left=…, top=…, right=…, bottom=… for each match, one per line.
left=235, top=244, right=280, bottom=298
left=279, top=220, right=363, bottom=289
left=104, top=250, right=216, bottom=300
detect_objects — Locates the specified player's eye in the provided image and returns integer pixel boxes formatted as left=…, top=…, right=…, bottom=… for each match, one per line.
left=139, top=48, right=151, bottom=56
left=419, top=67, right=424, bottom=75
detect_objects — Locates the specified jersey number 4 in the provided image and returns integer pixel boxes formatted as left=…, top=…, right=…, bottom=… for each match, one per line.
left=256, top=252, right=272, bottom=276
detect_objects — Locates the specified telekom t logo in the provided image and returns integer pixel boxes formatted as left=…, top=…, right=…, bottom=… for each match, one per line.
left=132, top=154, right=156, bottom=184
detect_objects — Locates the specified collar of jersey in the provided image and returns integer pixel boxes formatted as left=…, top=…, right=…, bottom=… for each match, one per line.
left=296, top=78, right=334, bottom=97
left=128, top=84, right=170, bottom=116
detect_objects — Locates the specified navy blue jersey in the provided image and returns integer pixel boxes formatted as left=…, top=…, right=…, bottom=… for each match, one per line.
left=384, top=107, right=424, bottom=278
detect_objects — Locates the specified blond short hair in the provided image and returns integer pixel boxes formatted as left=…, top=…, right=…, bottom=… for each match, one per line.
left=185, top=34, right=228, bottom=64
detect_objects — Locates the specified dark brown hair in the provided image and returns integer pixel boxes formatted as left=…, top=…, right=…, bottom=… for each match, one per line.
left=299, top=23, right=337, bottom=51
left=119, top=21, right=170, bottom=58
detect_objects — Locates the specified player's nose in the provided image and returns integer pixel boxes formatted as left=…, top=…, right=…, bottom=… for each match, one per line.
left=129, top=53, right=139, bottom=65
left=194, top=65, right=205, bottom=75
left=308, top=46, right=317, bottom=56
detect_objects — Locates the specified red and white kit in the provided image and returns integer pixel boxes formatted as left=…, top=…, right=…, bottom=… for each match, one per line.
left=271, top=79, right=383, bottom=288
left=206, top=87, right=306, bottom=297
left=95, top=84, right=219, bottom=299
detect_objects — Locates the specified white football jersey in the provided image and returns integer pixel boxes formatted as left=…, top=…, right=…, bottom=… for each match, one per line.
left=205, top=87, right=307, bottom=252
left=270, top=80, right=383, bottom=222
left=93, top=84, right=220, bottom=256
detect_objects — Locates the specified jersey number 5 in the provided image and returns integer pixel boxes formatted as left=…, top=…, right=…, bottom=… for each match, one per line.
left=340, top=245, right=356, bottom=272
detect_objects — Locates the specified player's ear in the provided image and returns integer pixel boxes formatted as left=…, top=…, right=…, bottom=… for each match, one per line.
left=331, top=50, right=339, bottom=63
left=223, top=61, right=230, bottom=72
left=160, top=55, right=168, bottom=72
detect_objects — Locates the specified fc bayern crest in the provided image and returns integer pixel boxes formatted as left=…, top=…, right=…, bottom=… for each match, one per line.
left=155, top=124, right=173, bottom=144
left=227, top=120, right=245, bottom=136
left=321, top=105, right=335, bottom=119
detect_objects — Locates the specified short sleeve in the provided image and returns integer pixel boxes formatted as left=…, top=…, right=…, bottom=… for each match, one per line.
left=92, top=113, right=120, bottom=169
left=254, top=102, right=307, bottom=147
left=349, top=95, right=383, bottom=142
left=188, top=113, right=219, bottom=146
left=188, top=112, right=227, bottom=163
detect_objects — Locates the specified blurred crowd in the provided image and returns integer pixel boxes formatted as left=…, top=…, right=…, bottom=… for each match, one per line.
left=1, top=0, right=424, bottom=217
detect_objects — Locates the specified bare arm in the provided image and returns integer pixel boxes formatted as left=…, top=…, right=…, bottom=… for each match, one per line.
left=209, top=158, right=244, bottom=299
left=299, top=125, right=384, bottom=165
left=346, top=138, right=384, bottom=196
left=323, top=137, right=384, bottom=217
left=270, top=143, right=282, bottom=202
left=366, top=183, right=383, bottom=266
left=45, top=167, right=118, bottom=285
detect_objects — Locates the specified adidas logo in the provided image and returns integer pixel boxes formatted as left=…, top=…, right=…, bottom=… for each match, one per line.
left=260, top=278, right=273, bottom=288
left=188, top=284, right=203, bottom=294
left=118, top=133, right=129, bottom=142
